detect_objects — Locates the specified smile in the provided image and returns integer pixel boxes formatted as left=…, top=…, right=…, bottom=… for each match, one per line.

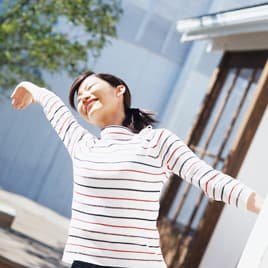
left=84, top=97, right=99, bottom=112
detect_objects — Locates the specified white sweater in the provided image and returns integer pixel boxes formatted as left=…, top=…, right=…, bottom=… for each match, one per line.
left=28, top=85, right=254, bottom=268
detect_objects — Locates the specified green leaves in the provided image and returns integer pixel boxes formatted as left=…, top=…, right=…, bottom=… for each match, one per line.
left=0, top=0, right=122, bottom=90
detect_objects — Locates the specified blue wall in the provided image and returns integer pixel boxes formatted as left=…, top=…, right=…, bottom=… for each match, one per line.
left=0, top=0, right=263, bottom=217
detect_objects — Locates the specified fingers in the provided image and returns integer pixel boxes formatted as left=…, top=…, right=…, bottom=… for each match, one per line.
left=11, top=100, right=29, bottom=110
left=10, top=89, right=17, bottom=99
left=11, top=95, right=26, bottom=110
left=10, top=85, right=34, bottom=110
left=11, top=98, right=21, bottom=110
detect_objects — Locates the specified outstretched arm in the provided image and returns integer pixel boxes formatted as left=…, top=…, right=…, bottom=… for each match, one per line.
left=160, top=129, right=263, bottom=214
left=10, top=81, right=95, bottom=158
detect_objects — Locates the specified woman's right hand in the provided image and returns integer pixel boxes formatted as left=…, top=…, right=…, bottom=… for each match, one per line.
left=10, top=81, right=36, bottom=110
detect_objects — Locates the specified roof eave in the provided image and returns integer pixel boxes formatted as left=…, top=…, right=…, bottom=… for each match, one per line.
left=177, top=5, right=268, bottom=42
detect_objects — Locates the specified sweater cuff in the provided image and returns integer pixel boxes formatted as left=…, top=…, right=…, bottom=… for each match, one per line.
left=19, top=81, right=54, bottom=104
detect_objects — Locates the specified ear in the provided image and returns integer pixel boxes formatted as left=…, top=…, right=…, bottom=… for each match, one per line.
left=115, top=85, right=126, bottom=97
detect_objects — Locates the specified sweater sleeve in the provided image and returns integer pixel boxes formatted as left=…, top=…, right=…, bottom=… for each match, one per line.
left=25, top=82, right=95, bottom=158
left=160, top=129, right=255, bottom=211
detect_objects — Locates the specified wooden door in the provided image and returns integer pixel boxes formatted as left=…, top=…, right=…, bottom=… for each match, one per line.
left=158, top=50, right=268, bottom=268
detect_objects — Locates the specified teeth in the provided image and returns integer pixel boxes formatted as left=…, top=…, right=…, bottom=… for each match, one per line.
left=85, top=98, right=98, bottom=112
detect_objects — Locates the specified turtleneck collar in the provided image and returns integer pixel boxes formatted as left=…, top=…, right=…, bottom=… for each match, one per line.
left=100, top=125, right=135, bottom=140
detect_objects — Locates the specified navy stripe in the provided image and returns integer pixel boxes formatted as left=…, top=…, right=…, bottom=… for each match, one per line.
left=72, top=208, right=156, bottom=222
left=49, top=105, right=65, bottom=123
left=74, top=181, right=160, bottom=193
left=220, top=178, right=233, bottom=201
left=65, top=251, right=163, bottom=262
left=198, top=169, right=214, bottom=188
left=74, top=155, right=162, bottom=169
left=160, top=138, right=181, bottom=164
left=50, top=109, right=68, bottom=129
left=69, top=234, right=160, bottom=248
left=137, top=134, right=173, bottom=159
left=74, top=137, right=181, bottom=171
left=170, top=150, right=190, bottom=170
left=74, top=174, right=163, bottom=184
left=63, top=121, right=76, bottom=143
left=70, top=225, right=159, bottom=239
left=212, top=176, right=225, bottom=199
left=236, top=188, right=243, bottom=207
left=66, top=125, right=80, bottom=149
left=178, top=156, right=196, bottom=177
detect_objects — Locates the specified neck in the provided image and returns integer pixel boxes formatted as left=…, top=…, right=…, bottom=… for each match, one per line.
left=98, top=109, right=126, bottom=129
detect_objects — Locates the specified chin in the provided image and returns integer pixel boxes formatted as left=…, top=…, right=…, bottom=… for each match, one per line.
left=87, top=114, right=103, bottom=128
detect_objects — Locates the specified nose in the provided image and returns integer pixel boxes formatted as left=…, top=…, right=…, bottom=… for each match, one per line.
left=78, top=93, right=91, bottom=103
left=82, top=96, right=89, bottom=103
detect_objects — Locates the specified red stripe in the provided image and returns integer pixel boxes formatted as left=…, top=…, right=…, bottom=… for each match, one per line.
left=205, top=173, right=220, bottom=194
left=228, top=183, right=240, bottom=204
left=70, top=225, right=160, bottom=239
left=44, top=95, right=55, bottom=109
left=67, top=243, right=160, bottom=255
left=143, top=129, right=165, bottom=149
left=58, top=115, right=71, bottom=135
left=78, top=166, right=166, bottom=176
left=74, top=191, right=158, bottom=202
left=47, top=99, right=58, bottom=114
left=166, top=145, right=186, bottom=166
left=72, top=217, right=157, bottom=231
left=108, top=131, right=134, bottom=136
left=184, top=160, right=200, bottom=176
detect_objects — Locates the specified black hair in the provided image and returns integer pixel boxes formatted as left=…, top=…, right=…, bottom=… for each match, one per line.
left=69, top=71, right=158, bottom=133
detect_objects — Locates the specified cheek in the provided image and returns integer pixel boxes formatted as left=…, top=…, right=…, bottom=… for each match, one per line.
left=102, top=93, right=119, bottom=108
left=77, top=102, right=83, bottom=113
left=77, top=102, right=87, bottom=118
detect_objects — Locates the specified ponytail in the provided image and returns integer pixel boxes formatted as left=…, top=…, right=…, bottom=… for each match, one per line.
left=122, top=108, right=158, bottom=133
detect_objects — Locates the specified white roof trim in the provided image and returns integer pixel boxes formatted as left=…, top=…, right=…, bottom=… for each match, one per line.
left=207, top=31, right=268, bottom=52
left=177, top=4, right=268, bottom=42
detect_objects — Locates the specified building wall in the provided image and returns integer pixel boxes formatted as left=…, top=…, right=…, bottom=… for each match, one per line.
left=0, top=0, right=211, bottom=217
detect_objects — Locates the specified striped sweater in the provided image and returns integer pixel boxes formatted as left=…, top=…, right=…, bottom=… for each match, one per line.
left=29, top=85, right=254, bottom=268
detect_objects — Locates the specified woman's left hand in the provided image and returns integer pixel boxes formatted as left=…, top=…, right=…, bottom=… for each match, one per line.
left=247, top=192, right=264, bottom=214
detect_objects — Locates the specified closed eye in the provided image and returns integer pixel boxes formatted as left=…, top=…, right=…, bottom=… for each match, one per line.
left=77, top=82, right=97, bottom=97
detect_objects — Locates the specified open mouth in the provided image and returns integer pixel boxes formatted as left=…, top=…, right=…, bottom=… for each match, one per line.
left=84, top=97, right=99, bottom=112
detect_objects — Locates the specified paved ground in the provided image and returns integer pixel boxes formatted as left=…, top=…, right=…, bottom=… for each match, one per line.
left=0, top=189, right=70, bottom=268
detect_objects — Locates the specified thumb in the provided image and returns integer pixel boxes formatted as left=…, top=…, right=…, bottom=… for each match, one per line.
left=10, top=89, right=17, bottom=99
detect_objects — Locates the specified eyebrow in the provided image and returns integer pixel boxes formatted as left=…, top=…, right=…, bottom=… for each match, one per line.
left=77, top=82, right=97, bottom=96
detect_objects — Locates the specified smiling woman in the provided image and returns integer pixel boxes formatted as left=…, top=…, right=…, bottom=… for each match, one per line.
left=9, top=72, right=263, bottom=268
left=74, top=73, right=127, bottom=128
left=69, top=71, right=158, bottom=132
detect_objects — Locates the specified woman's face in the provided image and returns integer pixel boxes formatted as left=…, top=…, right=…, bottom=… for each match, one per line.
left=77, top=75, right=126, bottom=128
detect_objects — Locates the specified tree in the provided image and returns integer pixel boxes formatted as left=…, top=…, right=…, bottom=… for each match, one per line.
left=0, top=0, right=122, bottom=90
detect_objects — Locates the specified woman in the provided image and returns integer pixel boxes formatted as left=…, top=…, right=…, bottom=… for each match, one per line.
left=10, top=72, right=263, bottom=268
